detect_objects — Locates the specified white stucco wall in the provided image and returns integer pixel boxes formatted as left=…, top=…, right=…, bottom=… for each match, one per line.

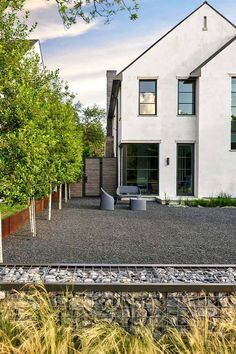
left=27, top=40, right=44, bottom=65
left=117, top=3, right=236, bottom=198
left=198, top=41, right=236, bottom=197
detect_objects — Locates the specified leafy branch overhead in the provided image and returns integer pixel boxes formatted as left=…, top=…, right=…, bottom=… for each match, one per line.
left=54, top=0, right=139, bottom=26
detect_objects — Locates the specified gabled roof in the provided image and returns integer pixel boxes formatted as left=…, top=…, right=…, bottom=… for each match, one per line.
left=118, top=1, right=236, bottom=75
left=190, top=35, right=236, bottom=76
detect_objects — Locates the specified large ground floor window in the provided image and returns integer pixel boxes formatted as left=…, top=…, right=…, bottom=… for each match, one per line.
left=177, top=143, right=194, bottom=196
left=231, top=120, right=236, bottom=150
left=122, top=143, right=159, bottom=195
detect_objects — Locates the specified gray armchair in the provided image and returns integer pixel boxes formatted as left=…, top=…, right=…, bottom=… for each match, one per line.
left=100, top=188, right=114, bottom=211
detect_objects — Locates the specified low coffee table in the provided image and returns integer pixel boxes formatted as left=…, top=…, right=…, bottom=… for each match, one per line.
left=130, top=198, right=146, bottom=211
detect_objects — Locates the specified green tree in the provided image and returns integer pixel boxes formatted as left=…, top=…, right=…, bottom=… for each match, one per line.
left=0, top=3, right=83, bottom=206
left=77, top=104, right=106, bottom=157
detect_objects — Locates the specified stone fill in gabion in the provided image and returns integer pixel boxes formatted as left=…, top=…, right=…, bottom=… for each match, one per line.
left=0, top=266, right=236, bottom=284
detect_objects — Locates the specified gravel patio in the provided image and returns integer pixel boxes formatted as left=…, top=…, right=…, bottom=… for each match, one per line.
left=2, top=198, right=236, bottom=264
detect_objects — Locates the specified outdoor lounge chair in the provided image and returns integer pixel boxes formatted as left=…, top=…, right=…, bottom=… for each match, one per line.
left=100, top=188, right=114, bottom=211
left=115, top=186, right=141, bottom=204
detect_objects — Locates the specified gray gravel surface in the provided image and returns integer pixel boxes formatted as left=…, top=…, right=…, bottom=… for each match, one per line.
left=2, top=198, right=236, bottom=264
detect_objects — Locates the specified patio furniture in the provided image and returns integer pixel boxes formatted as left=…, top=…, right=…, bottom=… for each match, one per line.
left=100, top=188, right=114, bottom=211
left=130, top=198, right=147, bottom=211
left=115, top=186, right=141, bottom=204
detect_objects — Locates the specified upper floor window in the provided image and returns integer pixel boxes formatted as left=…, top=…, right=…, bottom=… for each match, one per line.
left=139, top=80, right=157, bottom=115
left=178, top=80, right=196, bottom=115
left=232, top=78, right=236, bottom=117
left=231, top=78, right=236, bottom=150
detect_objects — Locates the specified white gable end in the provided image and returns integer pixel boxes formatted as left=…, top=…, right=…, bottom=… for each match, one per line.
left=108, top=2, right=236, bottom=199
left=122, top=3, right=236, bottom=78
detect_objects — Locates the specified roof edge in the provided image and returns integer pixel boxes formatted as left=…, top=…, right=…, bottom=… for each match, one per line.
left=190, top=35, right=236, bottom=76
left=118, top=2, right=236, bottom=75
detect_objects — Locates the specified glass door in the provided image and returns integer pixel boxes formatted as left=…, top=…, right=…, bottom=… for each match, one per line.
left=177, top=144, right=194, bottom=196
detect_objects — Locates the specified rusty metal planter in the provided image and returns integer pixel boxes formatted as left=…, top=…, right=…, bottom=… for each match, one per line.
left=2, top=195, right=54, bottom=239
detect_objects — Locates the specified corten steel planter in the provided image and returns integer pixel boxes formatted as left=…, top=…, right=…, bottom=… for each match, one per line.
left=2, top=196, right=51, bottom=239
left=52, top=191, right=59, bottom=202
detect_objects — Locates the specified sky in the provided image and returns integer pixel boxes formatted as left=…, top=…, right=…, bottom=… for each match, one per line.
left=24, top=0, right=236, bottom=108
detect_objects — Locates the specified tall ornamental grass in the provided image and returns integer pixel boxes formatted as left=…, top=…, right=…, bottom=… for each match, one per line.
left=0, top=286, right=236, bottom=353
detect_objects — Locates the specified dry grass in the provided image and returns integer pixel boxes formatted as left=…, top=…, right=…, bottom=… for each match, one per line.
left=0, top=286, right=236, bottom=353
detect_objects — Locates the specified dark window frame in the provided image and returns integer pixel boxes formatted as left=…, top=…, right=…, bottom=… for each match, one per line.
left=123, top=143, right=159, bottom=195
left=231, top=77, right=236, bottom=150
left=178, top=79, right=196, bottom=116
left=176, top=143, right=194, bottom=196
left=139, top=79, right=157, bottom=116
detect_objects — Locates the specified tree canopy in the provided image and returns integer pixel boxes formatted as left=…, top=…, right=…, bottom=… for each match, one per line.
left=77, top=104, right=106, bottom=157
left=0, top=3, right=83, bottom=204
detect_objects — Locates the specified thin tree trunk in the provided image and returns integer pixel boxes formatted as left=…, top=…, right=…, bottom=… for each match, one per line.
left=0, top=212, right=3, bottom=263
left=59, top=184, right=62, bottom=210
left=65, top=182, right=68, bottom=203
left=32, top=198, right=36, bottom=237
left=29, top=199, right=33, bottom=234
left=48, top=184, right=52, bottom=221
left=68, top=184, right=71, bottom=200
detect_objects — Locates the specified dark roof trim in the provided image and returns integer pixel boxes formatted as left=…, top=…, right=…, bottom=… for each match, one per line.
left=190, top=35, right=236, bottom=76
left=118, top=1, right=236, bottom=75
left=107, top=79, right=121, bottom=120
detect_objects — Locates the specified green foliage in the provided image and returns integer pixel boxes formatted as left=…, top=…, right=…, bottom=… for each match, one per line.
left=183, top=193, right=236, bottom=207
left=77, top=103, right=106, bottom=157
left=0, top=203, right=27, bottom=220
left=54, top=0, right=140, bottom=27
left=0, top=5, right=83, bottom=204
left=1, top=0, right=139, bottom=28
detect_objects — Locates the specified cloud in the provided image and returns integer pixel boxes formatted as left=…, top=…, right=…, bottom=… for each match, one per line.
left=43, top=29, right=168, bottom=107
left=24, top=0, right=96, bottom=41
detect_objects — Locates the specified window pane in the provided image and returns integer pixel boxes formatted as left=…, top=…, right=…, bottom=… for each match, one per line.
left=179, top=80, right=194, bottom=93
left=139, top=80, right=157, bottom=115
left=232, top=93, right=236, bottom=107
left=140, top=81, right=156, bottom=93
left=177, top=144, right=194, bottom=196
left=140, top=92, right=155, bottom=103
left=232, top=78, right=236, bottom=92
left=127, top=144, right=158, bottom=157
left=140, top=104, right=156, bottom=115
left=127, top=157, right=158, bottom=169
left=178, top=104, right=194, bottom=115
left=231, top=133, right=236, bottom=143
left=179, top=92, right=193, bottom=104
left=232, top=107, right=236, bottom=117
left=125, top=144, right=159, bottom=194
left=232, top=120, right=236, bottom=133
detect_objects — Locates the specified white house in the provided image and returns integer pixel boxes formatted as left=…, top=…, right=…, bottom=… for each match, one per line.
left=106, top=1, right=236, bottom=200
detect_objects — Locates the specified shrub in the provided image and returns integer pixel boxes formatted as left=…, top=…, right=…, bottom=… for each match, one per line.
left=183, top=194, right=236, bottom=208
